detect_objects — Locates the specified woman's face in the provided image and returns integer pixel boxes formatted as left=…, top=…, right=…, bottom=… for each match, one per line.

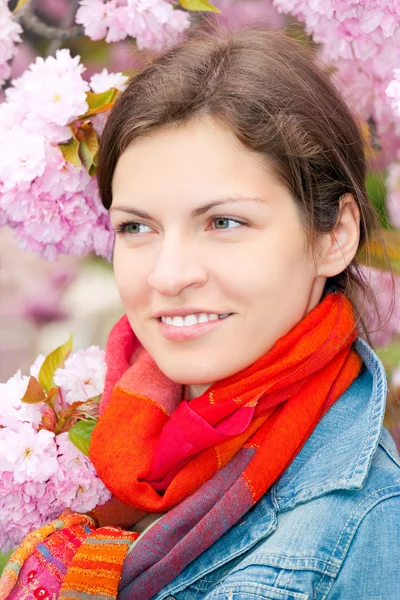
left=110, top=118, right=326, bottom=397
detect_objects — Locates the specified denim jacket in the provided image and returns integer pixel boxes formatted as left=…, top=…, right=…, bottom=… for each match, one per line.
left=154, top=339, right=400, bottom=600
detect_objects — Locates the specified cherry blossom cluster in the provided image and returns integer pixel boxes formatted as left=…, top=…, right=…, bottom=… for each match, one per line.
left=0, top=49, right=128, bottom=260
left=0, top=0, right=22, bottom=86
left=76, top=0, right=191, bottom=51
left=0, top=345, right=111, bottom=553
left=273, top=0, right=400, bottom=164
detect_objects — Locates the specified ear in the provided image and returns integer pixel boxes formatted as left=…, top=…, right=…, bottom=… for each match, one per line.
left=316, top=194, right=361, bottom=278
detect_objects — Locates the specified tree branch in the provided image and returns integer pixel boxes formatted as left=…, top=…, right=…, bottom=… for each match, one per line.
left=16, top=2, right=83, bottom=42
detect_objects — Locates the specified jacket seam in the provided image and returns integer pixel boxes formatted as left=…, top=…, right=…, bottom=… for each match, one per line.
left=226, top=554, right=339, bottom=577
left=206, top=580, right=308, bottom=600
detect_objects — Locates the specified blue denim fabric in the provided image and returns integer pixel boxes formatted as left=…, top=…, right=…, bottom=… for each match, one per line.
left=154, top=339, right=400, bottom=599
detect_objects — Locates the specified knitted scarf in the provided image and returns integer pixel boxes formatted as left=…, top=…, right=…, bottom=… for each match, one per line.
left=1, top=292, right=362, bottom=600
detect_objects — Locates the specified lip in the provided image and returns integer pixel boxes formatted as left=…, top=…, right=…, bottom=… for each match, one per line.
left=152, top=307, right=229, bottom=319
left=156, top=314, right=231, bottom=341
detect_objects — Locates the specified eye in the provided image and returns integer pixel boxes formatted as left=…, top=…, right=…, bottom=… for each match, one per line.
left=211, top=217, right=247, bottom=230
left=114, top=221, right=152, bottom=235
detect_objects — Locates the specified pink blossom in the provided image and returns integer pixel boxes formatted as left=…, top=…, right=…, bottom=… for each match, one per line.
left=0, top=126, right=46, bottom=190
left=6, top=49, right=89, bottom=127
left=0, top=422, right=59, bottom=483
left=76, top=0, right=120, bottom=42
left=0, top=370, right=43, bottom=430
left=0, top=476, right=61, bottom=553
left=0, top=47, right=116, bottom=260
left=0, top=346, right=111, bottom=552
left=54, top=346, right=106, bottom=404
left=90, top=68, right=128, bottom=93
left=273, top=0, right=400, bottom=167
left=0, top=1, right=22, bottom=86
left=0, top=158, right=114, bottom=262
left=55, top=433, right=111, bottom=512
left=76, top=0, right=190, bottom=50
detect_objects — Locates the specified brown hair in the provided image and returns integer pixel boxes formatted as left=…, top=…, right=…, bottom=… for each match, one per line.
left=97, top=26, right=388, bottom=341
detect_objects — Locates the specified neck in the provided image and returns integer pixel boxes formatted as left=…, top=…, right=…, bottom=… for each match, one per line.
left=185, top=383, right=213, bottom=400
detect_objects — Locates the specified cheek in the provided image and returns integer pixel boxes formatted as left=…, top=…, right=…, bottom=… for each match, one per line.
left=112, top=251, right=148, bottom=309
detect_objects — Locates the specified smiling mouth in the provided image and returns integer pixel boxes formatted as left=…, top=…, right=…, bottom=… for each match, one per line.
left=158, top=313, right=233, bottom=327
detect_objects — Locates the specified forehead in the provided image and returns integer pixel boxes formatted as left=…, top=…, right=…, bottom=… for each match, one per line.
left=112, top=118, right=279, bottom=201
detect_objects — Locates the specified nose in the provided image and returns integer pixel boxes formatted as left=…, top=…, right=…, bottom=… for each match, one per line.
left=147, top=236, right=208, bottom=296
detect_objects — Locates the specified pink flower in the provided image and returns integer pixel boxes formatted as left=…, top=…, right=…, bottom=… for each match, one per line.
left=0, top=126, right=46, bottom=190
left=0, top=345, right=111, bottom=552
left=6, top=49, right=89, bottom=127
left=55, top=433, right=111, bottom=512
left=0, top=422, right=59, bottom=483
left=54, top=346, right=106, bottom=404
left=76, top=0, right=120, bottom=42
left=90, top=68, right=128, bottom=93
left=0, top=370, right=43, bottom=430
left=76, top=0, right=190, bottom=50
left=0, top=2, right=22, bottom=86
left=273, top=0, right=400, bottom=167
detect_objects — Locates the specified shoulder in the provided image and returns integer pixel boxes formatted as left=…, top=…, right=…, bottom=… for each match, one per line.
left=197, top=429, right=400, bottom=600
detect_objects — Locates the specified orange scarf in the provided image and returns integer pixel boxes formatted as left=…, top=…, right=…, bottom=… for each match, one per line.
left=91, top=292, right=361, bottom=514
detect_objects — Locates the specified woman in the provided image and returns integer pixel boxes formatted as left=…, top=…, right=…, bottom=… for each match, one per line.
left=1, top=27, right=400, bottom=600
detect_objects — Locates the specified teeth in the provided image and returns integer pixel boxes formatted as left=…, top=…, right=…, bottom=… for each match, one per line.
left=161, top=313, right=225, bottom=327
left=182, top=314, right=198, bottom=327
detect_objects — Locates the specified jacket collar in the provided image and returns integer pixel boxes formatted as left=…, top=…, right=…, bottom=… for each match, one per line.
left=273, top=338, right=387, bottom=511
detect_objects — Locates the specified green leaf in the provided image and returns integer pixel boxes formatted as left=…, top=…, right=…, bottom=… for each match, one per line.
left=38, top=334, right=73, bottom=393
left=68, top=418, right=97, bottom=456
left=78, top=89, right=120, bottom=120
left=366, top=171, right=390, bottom=230
left=178, top=0, right=220, bottom=12
left=58, top=137, right=81, bottom=168
left=87, top=89, right=116, bottom=111
left=79, top=125, right=99, bottom=176
left=13, top=0, right=30, bottom=13
left=21, top=376, right=46, bottom=404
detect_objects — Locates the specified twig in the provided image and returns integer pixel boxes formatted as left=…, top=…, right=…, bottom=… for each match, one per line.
left=16, top=1, right=83, bottom=43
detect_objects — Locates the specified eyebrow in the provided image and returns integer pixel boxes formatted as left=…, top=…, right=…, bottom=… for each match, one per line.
left=109, top=196, right=268, bottom=220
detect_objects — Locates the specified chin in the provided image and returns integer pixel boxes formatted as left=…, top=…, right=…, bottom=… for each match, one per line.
left=156, top=362, right=219, bottom=386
